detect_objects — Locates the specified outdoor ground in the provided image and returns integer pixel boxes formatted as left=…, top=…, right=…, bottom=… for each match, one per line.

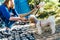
left=0, top=17, right=59, bottom=40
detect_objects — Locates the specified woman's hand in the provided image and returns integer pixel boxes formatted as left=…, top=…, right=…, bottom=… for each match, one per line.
left=20, top=16, right=27, bottom=22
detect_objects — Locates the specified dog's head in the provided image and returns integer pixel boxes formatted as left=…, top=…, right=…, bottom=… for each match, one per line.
left=28, top=15, right=38, bottom=23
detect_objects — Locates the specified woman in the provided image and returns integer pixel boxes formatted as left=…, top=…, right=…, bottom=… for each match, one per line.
left=0, top=0, right=26, bottom=33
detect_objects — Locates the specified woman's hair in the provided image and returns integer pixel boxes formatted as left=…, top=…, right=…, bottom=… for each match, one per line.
left=4, top=0, right=10, bottom=4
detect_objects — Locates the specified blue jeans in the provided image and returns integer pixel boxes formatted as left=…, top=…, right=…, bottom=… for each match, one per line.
left=5, top=21, right=15, bottom=28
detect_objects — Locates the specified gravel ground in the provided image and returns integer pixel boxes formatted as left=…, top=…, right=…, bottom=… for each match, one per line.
left=0, top=24, right=60, bottom=40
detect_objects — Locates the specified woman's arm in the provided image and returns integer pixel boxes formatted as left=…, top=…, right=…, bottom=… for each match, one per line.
left=9, top=17, right=25, bottom=21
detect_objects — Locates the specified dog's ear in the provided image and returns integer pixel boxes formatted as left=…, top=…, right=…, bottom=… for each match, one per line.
left=28, top=17, right=35, bottom=23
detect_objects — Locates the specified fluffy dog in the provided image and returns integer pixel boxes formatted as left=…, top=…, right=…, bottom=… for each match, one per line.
left=28, top=15, right=56, bottom=35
